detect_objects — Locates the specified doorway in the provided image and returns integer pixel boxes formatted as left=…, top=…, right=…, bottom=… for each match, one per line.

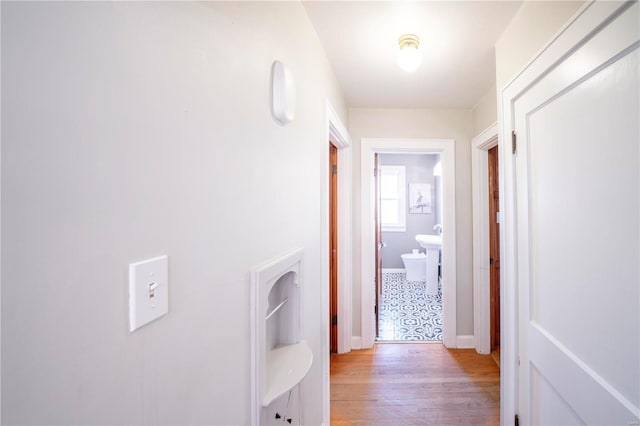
left=322, top=101, right=351, bottom=424
left=329, top=143, right=338, bottom=353
left=471, top=124, right=498, bottom=355
left=488, top=145, right=500, bottom=364
left=360, top=138, right=457, bottom=349
left=375, top=153, right=444, bottom=342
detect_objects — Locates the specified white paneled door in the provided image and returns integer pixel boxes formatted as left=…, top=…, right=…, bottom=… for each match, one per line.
left=508, top=2, right=639, bottom=424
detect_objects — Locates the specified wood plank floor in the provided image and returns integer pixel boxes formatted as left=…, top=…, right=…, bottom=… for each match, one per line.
left=330, top=343, right=500, bottom=425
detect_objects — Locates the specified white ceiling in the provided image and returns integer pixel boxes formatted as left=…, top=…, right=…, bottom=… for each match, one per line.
left=303, top=1, right=522, bottom=109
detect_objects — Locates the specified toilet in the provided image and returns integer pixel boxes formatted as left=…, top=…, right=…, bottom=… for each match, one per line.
left=401, top=249, right=427, bottom=281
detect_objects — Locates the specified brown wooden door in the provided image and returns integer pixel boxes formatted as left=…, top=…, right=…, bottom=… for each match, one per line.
left=488, top=146, right=501, bottom=351
left=329, top=144, right=338, bottom=353
left=374, top=153, right=382, bottom=339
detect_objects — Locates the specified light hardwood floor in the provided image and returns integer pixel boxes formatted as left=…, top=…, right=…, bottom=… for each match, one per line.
left=330, top=343, right=500, bottom=425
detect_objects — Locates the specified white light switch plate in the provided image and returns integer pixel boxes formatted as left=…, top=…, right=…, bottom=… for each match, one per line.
left=129, top=255, right=168, bottom=332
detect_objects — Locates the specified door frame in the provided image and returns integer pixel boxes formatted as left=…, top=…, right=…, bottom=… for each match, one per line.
left=471, top=122, right=498, bottom=355
left=321, top=101, right=351, bottom=425
left=360, top=138, right=456, bottom=349
left=326, top=103, right=352, bottom=356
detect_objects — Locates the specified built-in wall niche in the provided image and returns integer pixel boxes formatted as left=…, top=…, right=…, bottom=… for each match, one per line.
left=251, top=248, right=312, bottom=426
left=266, top=271, right=296, bottom=351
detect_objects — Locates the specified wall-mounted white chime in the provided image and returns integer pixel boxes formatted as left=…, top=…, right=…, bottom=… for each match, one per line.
left=271, top=60, right=295, bottom=125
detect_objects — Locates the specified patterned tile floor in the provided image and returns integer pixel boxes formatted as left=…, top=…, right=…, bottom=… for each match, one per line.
left=378, top=272, right=443, bottom=342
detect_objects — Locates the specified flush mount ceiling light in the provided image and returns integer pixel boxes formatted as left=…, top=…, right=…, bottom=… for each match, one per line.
left=397, top=34, right=422, bottom=72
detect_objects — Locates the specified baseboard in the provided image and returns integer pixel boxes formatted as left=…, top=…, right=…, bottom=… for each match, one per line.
left=351, top=336, right=362, bottom=350
left=456, top=335, right=475, bottom=349
left=382, top=268, right=405, bottom=273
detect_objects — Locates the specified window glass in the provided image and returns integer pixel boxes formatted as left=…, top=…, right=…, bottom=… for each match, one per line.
left=380, top=175, right=398, bottom=198
left=379, top=165, right=406, bottom=232
left=381, top=200, right=398, bottom=224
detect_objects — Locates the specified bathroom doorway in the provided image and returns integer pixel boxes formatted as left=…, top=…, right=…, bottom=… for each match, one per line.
left=375, top=153, right=444, bottom=342
left=360, top=138, right=456, bottom=349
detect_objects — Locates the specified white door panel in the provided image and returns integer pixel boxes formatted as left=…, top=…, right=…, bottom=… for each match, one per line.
left=531, top=363, right=585, bottom=426
left=513, top=2, right=639, bottom=424
left=525, top=49, right=639, bottom=400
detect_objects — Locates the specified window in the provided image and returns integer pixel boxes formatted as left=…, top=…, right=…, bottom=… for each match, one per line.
left=380, top=165, right=406, bottom=232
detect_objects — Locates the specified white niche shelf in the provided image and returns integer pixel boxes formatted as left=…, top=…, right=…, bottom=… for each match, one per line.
left=251, top=248, right=311, bottom=425
left=264, top=341, right=312, bottom=406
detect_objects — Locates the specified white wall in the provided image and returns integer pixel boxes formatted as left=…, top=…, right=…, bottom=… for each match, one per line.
left=495, top=1, right=585, bottom=90
left=472, top=83, right=497, bottom=136
left=473, top=1, right=585, bottom=136
left=349, top=108, right=474, bottom=337
left=1, top=2, right=346, bottom=425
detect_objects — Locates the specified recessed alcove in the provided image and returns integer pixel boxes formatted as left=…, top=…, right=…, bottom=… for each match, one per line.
left=251, top=249, right=312, bottom=425
left=266, top=271, right=296, bottom=351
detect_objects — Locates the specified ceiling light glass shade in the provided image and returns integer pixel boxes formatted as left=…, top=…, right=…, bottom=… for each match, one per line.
left=397, top=34, right=422, bottom=72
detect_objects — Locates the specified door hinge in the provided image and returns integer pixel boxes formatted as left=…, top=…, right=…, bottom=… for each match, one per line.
left=512, top=131, right=517, bottom=155
left=514, top=414, right=520, bottom=426
left=332, top=315, right=338, bottom=325
left=332, top=164, right=338, bottom=175
left=374, top=305, right=378, bottom=315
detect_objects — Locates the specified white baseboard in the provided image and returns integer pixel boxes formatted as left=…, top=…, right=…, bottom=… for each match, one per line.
left=351, top=336, right=362, bottom=350
left=382, top=268, right=405, bottom=273
left=456, top=335, right=475, bottom=349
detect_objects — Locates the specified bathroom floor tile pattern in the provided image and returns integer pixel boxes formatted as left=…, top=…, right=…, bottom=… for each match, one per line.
left=378, top=272, right=442, bottom=342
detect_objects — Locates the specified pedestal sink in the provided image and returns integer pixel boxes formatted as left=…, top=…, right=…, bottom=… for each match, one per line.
left=415, top=234, right=442, bottom=249
left=415, top=234, right=442, bottom=296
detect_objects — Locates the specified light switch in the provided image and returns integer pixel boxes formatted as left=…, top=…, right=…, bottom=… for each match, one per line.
left=129, top=255, right=168, bottom=332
